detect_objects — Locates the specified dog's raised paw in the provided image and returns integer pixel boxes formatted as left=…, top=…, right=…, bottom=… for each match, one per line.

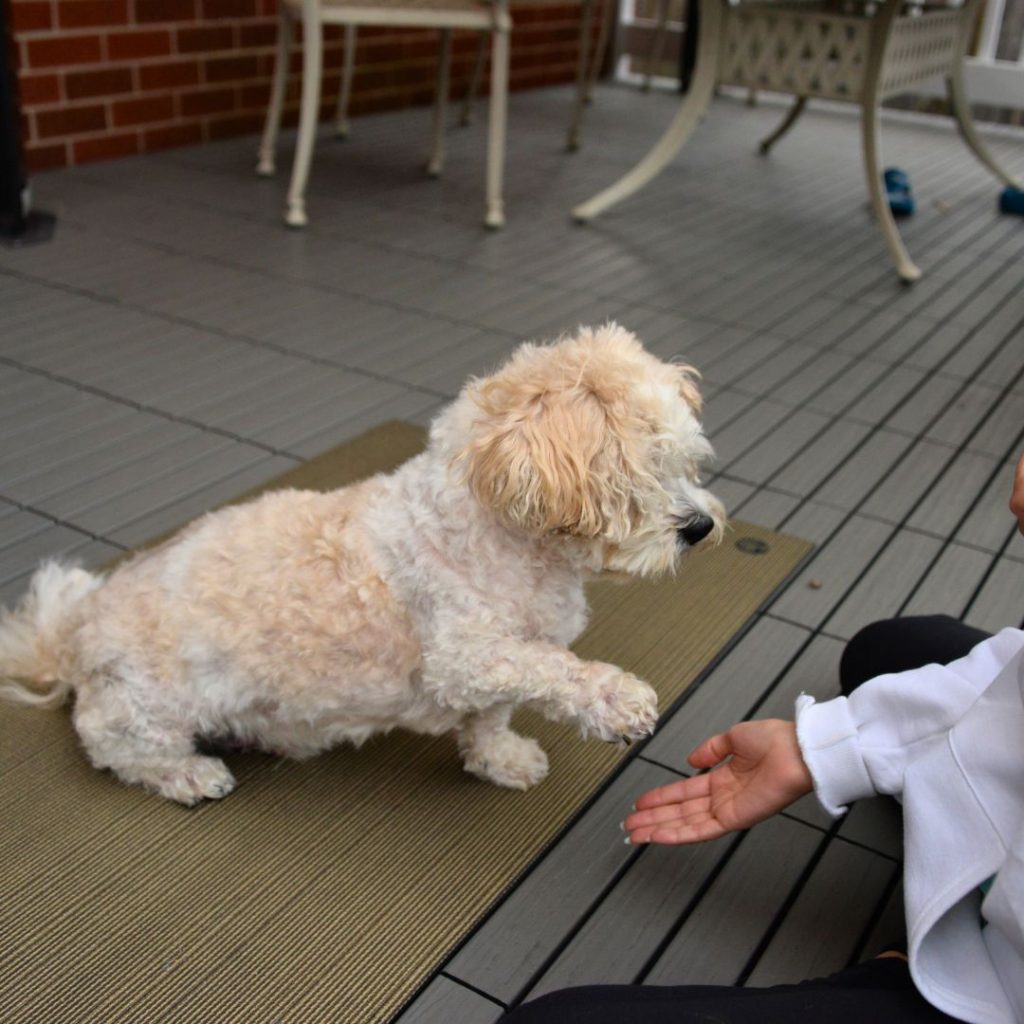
left=579, top=667, right=658, bottom=744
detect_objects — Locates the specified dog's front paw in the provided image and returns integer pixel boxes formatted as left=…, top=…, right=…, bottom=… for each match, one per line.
left=578, top=666, right=658, bottom=744
left=462, top=731, right=549, bottom=791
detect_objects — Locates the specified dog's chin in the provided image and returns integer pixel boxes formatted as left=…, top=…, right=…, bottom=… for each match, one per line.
left=590, top=567, right=635, bottom=586
left=552, top=524, right=722, bottom=580
left=600, top=525, right=724, bottom=578
left=600, top=538, right=682, bottom=580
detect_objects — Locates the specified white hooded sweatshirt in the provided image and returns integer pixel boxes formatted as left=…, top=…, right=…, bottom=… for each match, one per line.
left=796, top=627, right=1024, bottom=1024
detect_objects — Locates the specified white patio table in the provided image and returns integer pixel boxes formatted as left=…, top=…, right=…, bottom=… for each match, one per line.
left=573, top=0, right=1023, bottom=282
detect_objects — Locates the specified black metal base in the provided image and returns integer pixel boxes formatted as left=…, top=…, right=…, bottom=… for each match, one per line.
left=0, top=209, right=56, bottom=246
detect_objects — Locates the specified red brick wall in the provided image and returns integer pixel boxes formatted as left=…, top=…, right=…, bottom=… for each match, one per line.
left=10, top=0, right=597, bottom=172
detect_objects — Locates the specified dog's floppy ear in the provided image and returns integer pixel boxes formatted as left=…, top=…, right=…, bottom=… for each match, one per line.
left=673, top=362, right=703, bottom=417
left=457, top=369, right=643, bottom=540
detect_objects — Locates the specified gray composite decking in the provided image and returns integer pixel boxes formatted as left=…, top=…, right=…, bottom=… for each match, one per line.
left=1, top=82, right=1023, bottom=1022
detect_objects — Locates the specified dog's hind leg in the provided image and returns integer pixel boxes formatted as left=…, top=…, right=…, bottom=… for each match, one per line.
left=457, top=706, right=549, bottom=790
left=73, top=682, right=235, bottom=805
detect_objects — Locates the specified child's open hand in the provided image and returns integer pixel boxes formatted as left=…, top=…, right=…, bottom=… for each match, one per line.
left=624, top=719, right=814, bottom=844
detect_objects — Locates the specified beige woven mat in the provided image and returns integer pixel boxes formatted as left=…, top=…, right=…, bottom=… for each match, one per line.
left=1, top=421, right=812, bottom=1024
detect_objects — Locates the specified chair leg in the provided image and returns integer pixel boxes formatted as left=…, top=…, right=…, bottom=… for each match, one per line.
left=585, top=0, right=614, bottom=104
left=257, top=8, right=294, bottom=176
left=485, top=22, right=509, bottom=228
left=861, top=97, right=921, bottom=283
left=567, top=0, right=595, bottom=151
left=460, top=31, right=488, bottom=127
left=428, top=29, right=453, bottom=177
left=759, top=94, right=806, bottom=155
left=285, top=0, right=323, bottom=228
left=947, top=70, right=1022, bottom=189
left=643, top=0, right=671, bottom=92
left=573, top=0, right=721, bottom=222
left=334, top=24, right=357, bottom=139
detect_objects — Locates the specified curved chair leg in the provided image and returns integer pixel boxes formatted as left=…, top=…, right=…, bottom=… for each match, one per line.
left=428, top=29, right=452, bottom=177
left=759, top=94, right=806, bottom=155
left=334, top=24, right=357, bottom=139
left=573, top=0, right=722, bottom=222
left=257, top=8, right=294, bottom=176
left=285, top=0, right=323, bottom=228
left=460, top=31, right=488, bottom=127
left=643, top=0, right=671, bottom=91
left=861, top=98, right=921, bottom=282
left=567, top=0, right=595, bottom=151
left=947, top=71, right=1022, bottom=189
left=485, top=21, right=509, bottom=228
left=584, top=0, right=613, bottom=104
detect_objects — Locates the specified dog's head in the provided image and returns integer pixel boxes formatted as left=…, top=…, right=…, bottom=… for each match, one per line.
left=441, top=324, right=725, bottom=577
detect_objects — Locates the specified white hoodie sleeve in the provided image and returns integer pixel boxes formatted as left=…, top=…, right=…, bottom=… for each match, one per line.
left=795, top=627, right=1024, bottom=817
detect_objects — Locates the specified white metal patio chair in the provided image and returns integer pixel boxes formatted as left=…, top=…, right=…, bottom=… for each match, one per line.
left=450, top=0, right=618, bottom=150
left=257, top=0, right=512, bottom=229
left=638, top=0, right=683, bottom=90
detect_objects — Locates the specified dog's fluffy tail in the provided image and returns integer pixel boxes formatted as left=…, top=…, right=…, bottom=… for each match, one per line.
left=0, top=561, right=102, bottom=708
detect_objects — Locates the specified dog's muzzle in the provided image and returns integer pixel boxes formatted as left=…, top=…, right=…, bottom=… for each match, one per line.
left=677, top=515, right=715, bottom=547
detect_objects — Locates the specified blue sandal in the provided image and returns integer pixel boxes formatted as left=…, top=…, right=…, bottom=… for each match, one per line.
left=999, top=186, right=1024, bottom=216
left=884, top=167, right=915, bottom=217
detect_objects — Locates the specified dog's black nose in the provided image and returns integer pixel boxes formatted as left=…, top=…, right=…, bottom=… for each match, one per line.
left=678, top=515, right=715, bottom=546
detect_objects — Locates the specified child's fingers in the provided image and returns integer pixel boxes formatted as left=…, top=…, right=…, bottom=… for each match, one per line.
left=628, top=810, right=726, bottom=845
left=624, top=794, right=711, bottom=833
left=632, top=773, right=710, bottom=812
left=687, top=732, right=733, bottom=770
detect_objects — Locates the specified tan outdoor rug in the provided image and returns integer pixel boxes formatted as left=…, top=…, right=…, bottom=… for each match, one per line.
left=1, top=421, right=812, bottom=1024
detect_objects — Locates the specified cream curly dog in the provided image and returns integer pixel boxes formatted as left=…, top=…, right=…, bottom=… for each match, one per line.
left=0, top=325, right=724, bottom=804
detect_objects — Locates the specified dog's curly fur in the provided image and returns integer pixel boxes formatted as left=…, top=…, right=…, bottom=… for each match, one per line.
left=0, top=325, right=724, bottom=804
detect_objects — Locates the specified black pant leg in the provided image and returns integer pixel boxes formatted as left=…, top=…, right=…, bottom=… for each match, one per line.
left=501, top=959, right=961, bottom=1024
left=838, top=615, right=991, bottom=696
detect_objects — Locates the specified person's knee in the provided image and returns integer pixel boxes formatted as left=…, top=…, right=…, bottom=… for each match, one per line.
left=840, top=615, right=969, bottom=695
left=498, top=990, right=585, bottom=1024
left=841, top=619, right=900, bottom=693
